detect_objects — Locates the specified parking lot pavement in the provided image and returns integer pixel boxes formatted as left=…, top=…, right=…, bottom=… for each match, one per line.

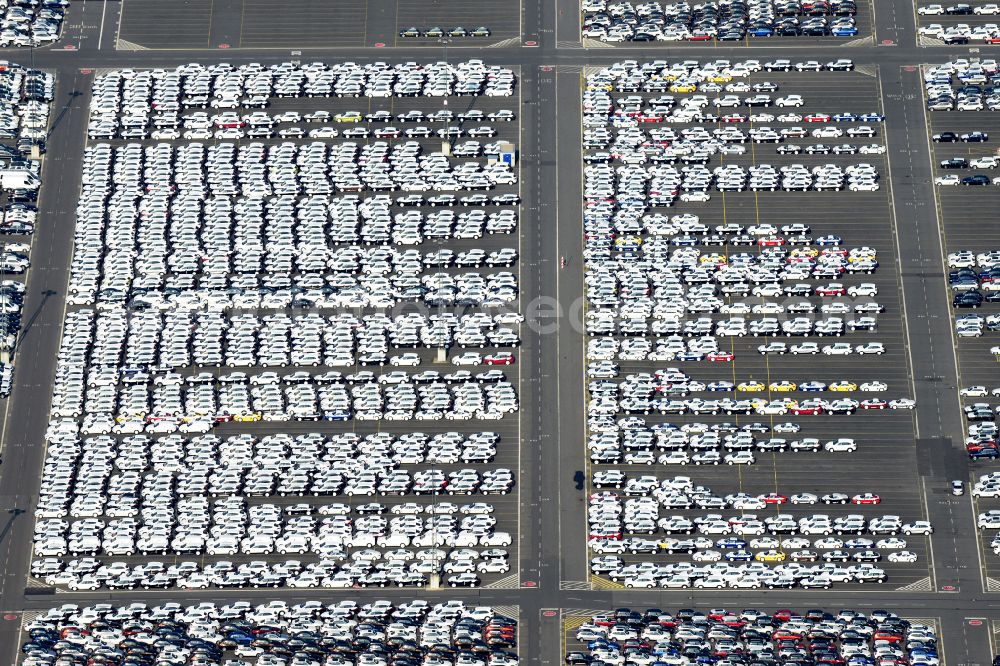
left=395, top=0, right=521, bottom=46
left=921, top=60, right=1000, bottom=587
left=577, top=60, right=937, bottom=591
left=916, top=1, right=1000, bottom=44
left=27, top=60, right=529, bottom=592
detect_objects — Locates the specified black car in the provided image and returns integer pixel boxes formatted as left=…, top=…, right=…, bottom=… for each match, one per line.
left=963, top=131, right=989, bottom=142
left=940, top=157, right=969, bottom=168
left=953, top=291, right=984, bottom=308
left=946, top=3, right=973, bottom=13
left=933, top=132, right=959, bottom=142
left=962, top=175, right=991, bottom=185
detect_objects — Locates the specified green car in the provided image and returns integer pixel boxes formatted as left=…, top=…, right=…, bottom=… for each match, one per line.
left=472, top=26, right=492, bottom=36
left=449, top=26, right=468, bottom=36
left=425, top=26, right=444, bottom=37
left=399, top=26, right=421, bottom=37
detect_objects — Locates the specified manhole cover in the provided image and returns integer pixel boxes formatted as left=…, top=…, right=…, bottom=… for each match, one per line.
left=524, top=40, right=538, bottom=46
left=218, top=43, right=230, bottom=49
left=375, top=42, right=385, bottom=47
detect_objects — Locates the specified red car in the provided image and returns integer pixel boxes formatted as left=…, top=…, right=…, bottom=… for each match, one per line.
left=851, top=493, right=881, bottom=505
left=860, top=399, right=888, bottom=410
left=638, top=114, right=664, bottom=123
left=707, top=351, right=735, bottom=362
left=722, top=114, right=747, bottom=123
left=760, top=493, right=788, bottom=504
left=484, top=353, right=514, bottom=365
left=687, top=33, right=713, bottom=40
left=804, top=113, right=831, bottom=122
left=815, top=284, right=846, bottom=296
left=791, top=405, right=823, bottom=415
left=759, top=236, right=786, bottom=246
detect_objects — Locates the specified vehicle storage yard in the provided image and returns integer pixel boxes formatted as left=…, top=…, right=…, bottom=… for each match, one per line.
left=2, top=1, right=1000, bottom=666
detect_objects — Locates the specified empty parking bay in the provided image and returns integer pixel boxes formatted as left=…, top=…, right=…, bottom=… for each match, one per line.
left=118, top=0, right=213, bottom=49
left=239, top=0, right=368, bottom=47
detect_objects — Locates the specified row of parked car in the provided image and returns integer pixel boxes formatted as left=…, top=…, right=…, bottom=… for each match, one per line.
left=0, top=0, right=66, bottom=47
left=925, top=60, right=1000, bottom=109
left=581, top=60, right=912, bottom=588
left=586, top=474, right=930, bottom=589
left=88, top=61, right=516, bottom=139
left=23, top=601, right=518, bottom=666
left=567, top=608, right=937, bottom=666
left=33, top=425, right=518, bottom=588
left=0, top=63, right=53, bottom=395
left=35, top=61, right=523, bottom=589
left=71, top=141, right=518, bottom=305
left=48, top=310, right=521, bottom=433
left=582, top=0, right=860, bottom=42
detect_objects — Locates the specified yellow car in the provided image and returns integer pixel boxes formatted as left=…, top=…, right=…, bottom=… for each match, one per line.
left=334, top=112, right=362, bottom=123
left=755, top=550, right=787, bottom=563
left=234, top=412, right=263, bottom=422
left=700, top=253, right=728, bottom=266
left=670, top=82, right=698, bottom=93
left=828, top=382, right=858, bottom=392
left=737, top=381, right=766, bottom=392
left=587, top=82, right=613, bottom=91
left=115, top=413, right=146, bottom=424
left=614, top=235, right=642, bottom=247
left=790, top=248, right=819, bottom=259
left=769, top=381, right=797, bottom=392
left=707, top=74, right=733, bottom=83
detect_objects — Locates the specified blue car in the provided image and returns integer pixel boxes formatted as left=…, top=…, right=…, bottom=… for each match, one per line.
left=815, top=235, right=842, bottom=246
left=833, top=27, right=858, bottom=36
left=801, top=382, right=827, bottom=391
left=707, top=382, right=734, bottom=391
left=833, top=113, right=857, bottom=121
left=716, top=537, right=748, bottom=549
left=675, top=352, right=704, bottom=361
left=750, top=27, right=774, bottom=36
left=725, top=549, right=754, bottom=561
left=858, top=112, right=886, bottom=122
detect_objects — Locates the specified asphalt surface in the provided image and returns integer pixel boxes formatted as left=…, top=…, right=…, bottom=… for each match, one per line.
left=0, top=0, right=998, bottom=665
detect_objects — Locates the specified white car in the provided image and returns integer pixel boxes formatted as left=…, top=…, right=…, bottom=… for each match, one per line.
left=935, top=175, right=960, bottom=186
left=824, top=439, right=857, bottom=453
left=887, top=551, right=918, bottom=563
left=451, top=353, right=482, bottom=366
